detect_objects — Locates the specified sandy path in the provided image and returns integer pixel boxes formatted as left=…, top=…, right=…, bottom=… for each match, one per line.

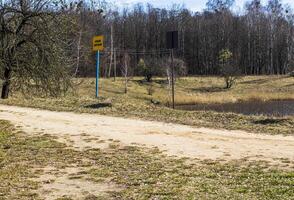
left=31, top=165, right=118, bottom=200
left=0, top=105, right=293, bottom=168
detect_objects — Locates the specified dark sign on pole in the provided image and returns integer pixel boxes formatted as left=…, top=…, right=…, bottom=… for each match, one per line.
left=166, top=31, right=178, bottom=49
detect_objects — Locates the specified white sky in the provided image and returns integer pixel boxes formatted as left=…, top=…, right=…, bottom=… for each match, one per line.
left=113, top=0, right=294, bottom=12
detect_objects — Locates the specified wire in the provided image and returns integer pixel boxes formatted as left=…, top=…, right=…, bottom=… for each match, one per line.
left=61, top=48, right=175, bottom=54
left=61, top=50, right=180, bottom=57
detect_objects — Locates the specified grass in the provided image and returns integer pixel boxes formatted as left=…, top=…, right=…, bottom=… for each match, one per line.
left=171, top=76, right=294, bottom=104
left=0, top=120, right=82, bottom=199
left=1, top=121, right=293, bottom=199
left=1, top=76, right=294, bottom=135
left=87, top=145, right=294, bottom=200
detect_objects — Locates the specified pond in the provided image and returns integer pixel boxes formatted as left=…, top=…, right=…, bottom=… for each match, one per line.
left=176, top=100, right=294, bottom=117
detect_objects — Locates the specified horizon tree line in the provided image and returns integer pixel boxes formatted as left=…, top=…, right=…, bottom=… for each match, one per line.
left=81, top=0, right=294, bottom=77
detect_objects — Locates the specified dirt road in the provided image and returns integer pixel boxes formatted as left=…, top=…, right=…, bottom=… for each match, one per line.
left=0, top=105, right=293, bottom=168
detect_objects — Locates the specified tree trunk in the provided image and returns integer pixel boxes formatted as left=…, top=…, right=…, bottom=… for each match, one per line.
left=1, top=68, right=12, bottom=99
left=113, top=48, right=117, bottom=81
left=74, top=30, right=82, bottom=77
left=108, top=24, right=114, bottom=78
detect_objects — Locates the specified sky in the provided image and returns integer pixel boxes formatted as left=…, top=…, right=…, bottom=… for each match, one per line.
left=114, top=0, right=294, bottom=12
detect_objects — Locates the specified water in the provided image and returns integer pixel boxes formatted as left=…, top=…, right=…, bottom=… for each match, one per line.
left=176, top=100, right=294, bottom=117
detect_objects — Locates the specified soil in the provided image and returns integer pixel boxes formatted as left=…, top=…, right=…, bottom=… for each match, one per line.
left=0, top=105, right=293, bottom=168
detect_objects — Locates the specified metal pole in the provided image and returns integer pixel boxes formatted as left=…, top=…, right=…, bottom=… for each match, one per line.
left=171, top=49, right=175, bottom=109
left=96, top=50, right=100, bottom=98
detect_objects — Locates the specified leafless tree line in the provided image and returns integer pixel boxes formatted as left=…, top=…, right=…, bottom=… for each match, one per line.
left=93, top=0, right=294, bottom=77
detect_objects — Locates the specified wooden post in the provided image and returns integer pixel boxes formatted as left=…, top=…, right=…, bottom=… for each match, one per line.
left=113, top=48, right=116, bottom=81
left=171, top=49, right=175, bottom=109
left=166, top=31, right=178, bottom=109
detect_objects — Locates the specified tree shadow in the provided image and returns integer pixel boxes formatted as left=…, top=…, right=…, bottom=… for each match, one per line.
left=153, top=79, right=168, bottom=85
left=253, top=118, right=288, bottom=125
left=132, top=79, right=168, bottom=85
left=240, top=78, right=269, bottom=85
left=132, top=79, right=148, bottom=85
left=103, top=88, right=125, bottom=94
left=189, top=87, right=226, bottom=93
left=284, top=83, right=294, bottom=87
left=84, top=103, right=112, bottom=109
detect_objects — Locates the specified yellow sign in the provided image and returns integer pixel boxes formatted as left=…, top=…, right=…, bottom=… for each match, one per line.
left=92, top=35, right=104, bottom=51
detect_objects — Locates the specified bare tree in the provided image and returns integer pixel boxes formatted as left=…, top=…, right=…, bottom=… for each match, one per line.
left=108, top=22, right=114, bottom=78
left=121, top=52, right=131, bottom=94
left=0, top=0, right=73, bottom=99
left=284, top=5, right=294, bottom=74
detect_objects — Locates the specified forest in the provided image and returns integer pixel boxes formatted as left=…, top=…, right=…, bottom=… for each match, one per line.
left=73, top=0, right=294, bottom=76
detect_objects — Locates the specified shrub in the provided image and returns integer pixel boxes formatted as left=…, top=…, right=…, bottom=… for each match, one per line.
left=219, top=49, right=241, bottom=89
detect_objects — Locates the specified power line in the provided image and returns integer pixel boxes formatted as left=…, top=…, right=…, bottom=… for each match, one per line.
left=62, top=48, right=175, bottom=54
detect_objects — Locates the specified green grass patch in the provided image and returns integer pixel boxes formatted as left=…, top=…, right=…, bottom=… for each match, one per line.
left=0, top=121, right=82, bottom=199
left=86, top=144, right=294, bottom=200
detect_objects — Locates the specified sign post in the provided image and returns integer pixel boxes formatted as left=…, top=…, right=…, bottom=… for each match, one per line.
left=92, top=35, right=104, bottom=98
left=96, top=51, right=100, bottom=98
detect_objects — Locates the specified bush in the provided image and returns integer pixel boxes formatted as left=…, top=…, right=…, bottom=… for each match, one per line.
left=138, top=58, right=152, bottom=82
left=219, top=49, right=241, bottom=89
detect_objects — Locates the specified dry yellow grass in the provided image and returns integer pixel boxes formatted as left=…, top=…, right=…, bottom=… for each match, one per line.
left=75, top=75, right=294, bottom=105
